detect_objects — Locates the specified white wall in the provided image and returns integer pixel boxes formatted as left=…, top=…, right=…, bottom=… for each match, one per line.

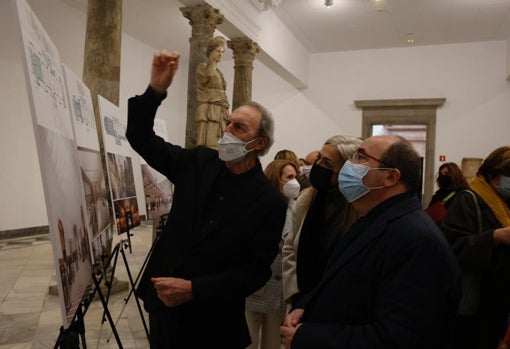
left=305, top=42, right=510, bottom=166
left=0, top=0, right=87, bottom=231
left=1, top=0, right=509, bottom=232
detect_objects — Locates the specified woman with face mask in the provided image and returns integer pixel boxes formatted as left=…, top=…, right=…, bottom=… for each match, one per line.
left=245, top=159, right=299, bottom=349
left=282, top=135, right=362, bottom=308
left=429, top=162, right=469, bottom=207
left=426, top=162, right=469, bottom=223
left=441, top=146, right=510, bottom=349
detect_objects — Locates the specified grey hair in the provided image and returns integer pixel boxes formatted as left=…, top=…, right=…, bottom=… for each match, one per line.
left=243, top=101, right=274, bottom=156
left=324, top=135, right=363, bottom=165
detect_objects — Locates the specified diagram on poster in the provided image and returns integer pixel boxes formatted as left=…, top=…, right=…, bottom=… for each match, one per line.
left=140, top=118, right=174, bottom=219
left=98, top=95, right=141, bottom=234
left=13, top=0, right=93, bottom=328
left=62, top=65, right=114, bottom=264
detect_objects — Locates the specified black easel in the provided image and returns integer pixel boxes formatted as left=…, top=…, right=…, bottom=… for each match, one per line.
left=91, top=262, right=124, bottom=348
left=54, top=219, right=160, bottom=348
left=54, top=301, right=86, bottom=349
left=106, top=215, right=167, bottom=344
left=54, top=255, right=126, bottom=348
left=101, top=232, right=150, bottom=343
left=53, top=232, right=129, bottom=348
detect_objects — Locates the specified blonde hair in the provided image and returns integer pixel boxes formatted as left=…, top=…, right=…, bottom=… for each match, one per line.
left=264, top=160, right=299, bottom=188
left=274, top=149, right=300, bottom=169
left=324, top=135, right=363, bottom=167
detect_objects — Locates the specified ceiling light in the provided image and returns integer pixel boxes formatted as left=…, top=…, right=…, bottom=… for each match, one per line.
left=324, top=0, right=333, bottom=8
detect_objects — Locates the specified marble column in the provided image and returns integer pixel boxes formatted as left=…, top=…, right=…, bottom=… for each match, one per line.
left=80, top=0, right=127, bottom=293
left=180, top=4, right=224, bottom=148
left=82, top=0, right=122, bottom=228
left=227, top=38, right=259, bottom=110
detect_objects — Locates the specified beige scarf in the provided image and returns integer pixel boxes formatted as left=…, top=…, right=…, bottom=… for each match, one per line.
left=470, top=175, right=510, bottom=227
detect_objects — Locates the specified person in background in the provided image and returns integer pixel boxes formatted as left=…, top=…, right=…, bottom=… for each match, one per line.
left=428, top=162, right=469, bottom=208
left=275, top=149, right=310, bottom=191
left=298, top=150, right=319, bottom=182
left=282, top=136, right=361, bottom=308
left=246, top=159, right=300, bottom=349
left=281, top=135, right=461, bottom=349
left=126, top=49, right=287, bottom=349
left=274, top=149, right=300, bottom=169
left=441, top=145, right=510, bottom=349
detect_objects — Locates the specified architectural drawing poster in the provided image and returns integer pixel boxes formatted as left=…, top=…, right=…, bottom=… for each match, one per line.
left=13, top=0, right=92, bottom=328
left=98, top=95, right=141, bottom=234
left=140, top=118, right=174, bottom=219
left=62, top=64, right=113, bottom=264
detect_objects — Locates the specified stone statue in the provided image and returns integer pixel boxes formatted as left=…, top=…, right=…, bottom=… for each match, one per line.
left=196, top=36, right=230, bottom=149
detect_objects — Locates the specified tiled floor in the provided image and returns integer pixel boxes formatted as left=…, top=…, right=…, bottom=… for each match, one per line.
left=0, top=221, right=154, bottom=348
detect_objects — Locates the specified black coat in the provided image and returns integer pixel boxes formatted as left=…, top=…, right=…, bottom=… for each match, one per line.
left=126, top=87, right=287, bottom=348
left=293, top=193, right=461, bottom=349
left=441, top=190, right=510, bottom=349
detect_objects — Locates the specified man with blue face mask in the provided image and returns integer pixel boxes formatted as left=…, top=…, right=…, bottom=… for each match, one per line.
left=126, top=49, right=287, bottom=349
left=281, top=135, right=461, bottom=349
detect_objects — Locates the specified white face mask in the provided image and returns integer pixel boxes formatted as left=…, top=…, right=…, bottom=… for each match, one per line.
left=218, top=133, right=258, bottom=162
left=300, top=165, right=312, bottom=179
left=282, top=179, right=301, bottom=199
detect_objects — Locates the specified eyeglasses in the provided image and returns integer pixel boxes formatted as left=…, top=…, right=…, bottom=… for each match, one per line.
left=350, top=149, right=384, bottom=165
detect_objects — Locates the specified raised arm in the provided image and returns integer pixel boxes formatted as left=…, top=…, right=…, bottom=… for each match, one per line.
left=150, top=49, right=180, bottom=94
left=126, top=49, right=183, bottom=180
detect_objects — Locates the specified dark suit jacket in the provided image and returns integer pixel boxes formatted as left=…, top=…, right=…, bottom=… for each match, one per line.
left=126, top=87, right=287, bottom=348
left=293, top=193, right=461, bottom=349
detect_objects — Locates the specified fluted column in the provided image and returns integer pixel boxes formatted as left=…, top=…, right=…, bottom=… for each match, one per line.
left=180, top=4, right=223, bottom=148
left=227, top=38, right=259, bottom=110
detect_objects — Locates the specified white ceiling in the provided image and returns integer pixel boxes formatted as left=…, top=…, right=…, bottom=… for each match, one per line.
left=65, top=0, right=510, bottom=55
left=275, top=0, right=510, bottom=52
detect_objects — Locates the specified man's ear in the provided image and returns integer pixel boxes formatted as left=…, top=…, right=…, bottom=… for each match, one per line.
left=254, top=136, right=268, bottom=151
left=384, top=168, right=401, bottom=186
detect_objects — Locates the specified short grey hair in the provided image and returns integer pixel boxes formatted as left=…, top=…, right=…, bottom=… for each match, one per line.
left=243, top=101, right=274, bottom=156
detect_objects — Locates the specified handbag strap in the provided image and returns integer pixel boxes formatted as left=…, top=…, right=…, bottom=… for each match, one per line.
left=441, top=191, right=456, bottom=205
left=463, top=189, right=482, bottom=233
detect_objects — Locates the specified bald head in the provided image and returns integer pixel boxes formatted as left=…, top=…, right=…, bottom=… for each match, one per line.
left=304, top=150, right=320, bottom=165
left=371, top=135, right=422, bottom=193
left=358, top=135, right=400, bottom=161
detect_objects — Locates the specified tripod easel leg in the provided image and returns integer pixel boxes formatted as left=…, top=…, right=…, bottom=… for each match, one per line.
left=92, top=271, right=123, bottom=349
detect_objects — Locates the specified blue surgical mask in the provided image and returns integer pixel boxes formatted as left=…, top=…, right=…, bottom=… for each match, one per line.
left=337, top=160, right=385, bottom=203
left=218, top=133, right=258, bottom=162
left=497, top=175, right=510, bottom=199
